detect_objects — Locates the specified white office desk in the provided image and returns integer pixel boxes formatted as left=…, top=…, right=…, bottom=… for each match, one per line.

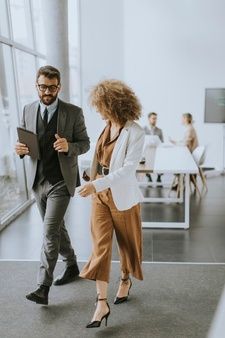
left=154, top=146, right=198, bottom=175
left=137, top=145, right=198, bottom=229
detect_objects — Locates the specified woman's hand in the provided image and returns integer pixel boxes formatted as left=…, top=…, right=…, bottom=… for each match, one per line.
left=78, top=183, right=96, bottom=197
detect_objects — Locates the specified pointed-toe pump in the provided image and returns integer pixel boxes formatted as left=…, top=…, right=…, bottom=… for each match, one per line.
left=86, top=297, right=110, bottom=328
left=114, top=277, right=132, bottom=305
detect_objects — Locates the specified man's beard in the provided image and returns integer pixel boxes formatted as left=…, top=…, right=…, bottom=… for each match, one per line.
left=40, top=94, right=57, bottom=105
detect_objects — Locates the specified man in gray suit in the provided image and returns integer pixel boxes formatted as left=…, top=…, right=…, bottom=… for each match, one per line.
left=144, top=112, right=164, bottom=142
left=144, top=112, right=164, bottom=183
left=15, top=65, right=90, bottom=305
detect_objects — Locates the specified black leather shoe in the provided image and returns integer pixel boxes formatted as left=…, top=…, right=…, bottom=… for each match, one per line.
left=53, top=263, right=80, bottom=286
left=26, top=285, right=49, bottom=305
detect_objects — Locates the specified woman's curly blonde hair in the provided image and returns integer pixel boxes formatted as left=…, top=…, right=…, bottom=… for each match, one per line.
left=89, top=79, right=142, bottom=125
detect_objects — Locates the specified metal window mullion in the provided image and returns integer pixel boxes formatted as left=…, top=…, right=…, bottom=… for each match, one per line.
left=1, top=0, right=45, bottom=60
left=5, top=0, right=13, bottom=40
left=0, top=35, right=45, bottom=59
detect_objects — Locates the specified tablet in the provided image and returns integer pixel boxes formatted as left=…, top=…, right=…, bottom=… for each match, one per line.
left=17, top=127, right=40, bottom=160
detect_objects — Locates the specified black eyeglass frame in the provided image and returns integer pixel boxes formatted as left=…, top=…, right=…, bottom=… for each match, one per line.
left=37, top=84, right=60, bottom=93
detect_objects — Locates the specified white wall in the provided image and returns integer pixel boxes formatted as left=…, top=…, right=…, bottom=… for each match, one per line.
left=80, top=0, right=124, bottom=140
left=123, top=0, right=225, bottom=169
left=80, top=0, right=225, bottom=169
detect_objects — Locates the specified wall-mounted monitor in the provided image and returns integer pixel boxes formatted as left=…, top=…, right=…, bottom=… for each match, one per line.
left=205, top=88, right=225, bottom=123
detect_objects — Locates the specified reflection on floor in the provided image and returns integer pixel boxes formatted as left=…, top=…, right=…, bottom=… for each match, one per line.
left=0, top=175, right=225, bottom=262
left=0, top=176, right=27, bottom=219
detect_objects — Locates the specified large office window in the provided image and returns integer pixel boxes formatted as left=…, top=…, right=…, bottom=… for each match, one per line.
left=15, top=50, right=37, bottom=108
left=0, top=44, right=28, bottom=221
left=0, top=0, right=46, bottom=228
left=9, top=0, right=34, bottom=48
left=0, top=0, right=10, bottom=37
left=0, top=0, right=80, bottom=228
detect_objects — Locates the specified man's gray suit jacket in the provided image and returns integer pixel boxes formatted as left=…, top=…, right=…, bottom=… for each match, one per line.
left=144, top=126, right=164, bottom=142
left=20, top=99, right=90, bottom=196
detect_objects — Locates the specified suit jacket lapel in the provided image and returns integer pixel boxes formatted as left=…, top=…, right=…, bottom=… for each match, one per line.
left=57, top=99, right=67, bottom=136
left=29, top=101, right=39, bottom=133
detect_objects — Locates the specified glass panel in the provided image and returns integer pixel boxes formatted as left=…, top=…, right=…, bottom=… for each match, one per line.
left=15, top=50, right=37, bottom=200
left=31, top=0, right=46, bottom=54
left=9, top=0, right=34, bottom=48
left=0, top=0, right=10, bottom=37
left=15, top=50, right=37, bottom=110
left=0, top=43, right=28, bottom=220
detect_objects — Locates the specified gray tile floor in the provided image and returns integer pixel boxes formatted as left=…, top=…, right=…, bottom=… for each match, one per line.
left=1, top=261, right=224, bottom=338
left=0, top=175, right=225, bottom=263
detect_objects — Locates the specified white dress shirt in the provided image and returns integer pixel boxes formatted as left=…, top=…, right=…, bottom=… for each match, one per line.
left=39, top=98, right=59, bottom=123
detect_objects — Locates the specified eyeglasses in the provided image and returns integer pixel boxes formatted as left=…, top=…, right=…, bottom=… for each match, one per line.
left=37, top=84, right=59, bottom=93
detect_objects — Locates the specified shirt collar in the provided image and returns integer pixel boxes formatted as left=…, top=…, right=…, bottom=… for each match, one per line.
left=39, top=98, right=59, bottom=116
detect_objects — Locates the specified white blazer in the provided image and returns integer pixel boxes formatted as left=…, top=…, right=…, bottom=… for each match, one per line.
left=91, top=121, right=145, bottom=211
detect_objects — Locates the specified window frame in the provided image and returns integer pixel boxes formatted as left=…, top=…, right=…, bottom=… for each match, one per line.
left=0, top=0, right=46, bottom=228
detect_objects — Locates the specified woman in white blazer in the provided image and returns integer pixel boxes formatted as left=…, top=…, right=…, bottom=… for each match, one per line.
left=78, top=79, right=144, bottom=328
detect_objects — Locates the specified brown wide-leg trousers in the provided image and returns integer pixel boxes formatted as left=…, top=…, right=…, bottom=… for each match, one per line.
left=80, top=188, right=143, bottom=283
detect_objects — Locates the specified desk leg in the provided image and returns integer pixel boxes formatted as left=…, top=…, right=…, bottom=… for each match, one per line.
left=184, top=174, right=190, bottom=229
left=177, top=174, right=184, bottom=203
left=141, top=173, right=191, bottom=229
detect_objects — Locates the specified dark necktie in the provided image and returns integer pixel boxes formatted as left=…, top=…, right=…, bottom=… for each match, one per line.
left=43, top=108, right=48, bottom=125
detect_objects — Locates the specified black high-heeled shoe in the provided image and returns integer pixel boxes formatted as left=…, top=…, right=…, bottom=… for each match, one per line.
left=86, top=297, right=111, bottom=328
left=114, top=277, right=132, bottom=305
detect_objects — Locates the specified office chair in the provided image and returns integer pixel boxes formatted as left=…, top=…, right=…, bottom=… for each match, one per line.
left=191, top=145, right=208, bottom=192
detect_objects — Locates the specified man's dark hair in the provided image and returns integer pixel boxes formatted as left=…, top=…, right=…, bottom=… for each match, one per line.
left=36, top=65, right=61, bottom=84
left=148, top=112, right=157, bottom=118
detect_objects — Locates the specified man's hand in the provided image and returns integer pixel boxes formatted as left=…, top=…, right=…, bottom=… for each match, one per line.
left=78, top=183, right=96, bottom=197
left=15, top=142, right=29, bottom=156
left=54, top=134, right=69, bottom=153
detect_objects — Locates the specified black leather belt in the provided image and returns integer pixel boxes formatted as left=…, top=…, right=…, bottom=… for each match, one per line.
left=97, top=162, right=109, bottom=176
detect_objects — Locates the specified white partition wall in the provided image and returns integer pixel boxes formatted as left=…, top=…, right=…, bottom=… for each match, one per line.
left=123, top=0, right=225, bottom=170
left=79, top=0, right=124, bottom=140
left=79, top=0, right=225, bottom=169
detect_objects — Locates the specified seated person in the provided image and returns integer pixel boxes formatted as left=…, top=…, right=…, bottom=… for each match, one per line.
left=170, top=113, right=198, bottom=153
left=144, top=112, right=164, bottom=142
left=170, top=113, right=199, bottom=190
left=144, top=112, right=164, bottom=183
